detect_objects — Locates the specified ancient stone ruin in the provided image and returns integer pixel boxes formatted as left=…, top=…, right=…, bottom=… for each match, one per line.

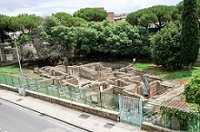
left=34, top=62, right=179, bottom=99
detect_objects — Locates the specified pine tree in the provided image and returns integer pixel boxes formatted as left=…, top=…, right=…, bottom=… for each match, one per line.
left=181, top=0, right=199, bottom=70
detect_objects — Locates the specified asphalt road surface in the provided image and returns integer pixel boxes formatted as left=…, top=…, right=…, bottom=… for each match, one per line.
left=0, top=99, right=88, bottom=132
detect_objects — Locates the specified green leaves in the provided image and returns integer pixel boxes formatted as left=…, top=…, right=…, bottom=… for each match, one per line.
left=185, top=76, right=200, bottom=104
left=73, top=8, right=107, bottom=22
left=151, top=22, right=181, bottom=70
left=160, top=105, right=199, bottom=131
left=181, top=0, right=200, bottom=68
left=126, top=5, right=180, bottom=29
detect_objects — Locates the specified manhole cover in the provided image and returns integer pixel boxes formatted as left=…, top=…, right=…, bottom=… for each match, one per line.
left=16, top=99, right=23, bottom=102
left=103, top=122, right=115, bottom=129
left=79, top=114, right=90, bottom=119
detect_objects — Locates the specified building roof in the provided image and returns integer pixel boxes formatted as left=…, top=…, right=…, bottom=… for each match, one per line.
left=166, top=99, right=191, bottom=111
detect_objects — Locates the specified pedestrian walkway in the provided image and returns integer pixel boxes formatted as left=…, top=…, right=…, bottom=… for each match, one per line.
left=0, top=88, right=142, bottom=132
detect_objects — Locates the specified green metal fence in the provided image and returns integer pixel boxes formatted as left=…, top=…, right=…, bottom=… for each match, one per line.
left=0, top=74, right=119, bottom=112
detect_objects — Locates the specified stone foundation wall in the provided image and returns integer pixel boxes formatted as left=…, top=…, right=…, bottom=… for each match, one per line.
left=114, top=79, right=130, bottom=87
left=79, top=66, right=97, bottom=80
left=149, top=81, right=161, bottom=98
left=67, top=66, right=80, bottom=77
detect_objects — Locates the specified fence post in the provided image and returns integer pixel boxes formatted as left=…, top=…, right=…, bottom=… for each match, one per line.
left=0, top=74, right=1, bottom=83
left=118, top=94, right=122, bottom=122
left=35, top=79, right=38, bottom=92
left=26, top=78, right=30, bottom=90
left=82, top=89, right=87, bottom=104
left=68, top=86, right=73, bottom=101
left=11, top=76, right=14, bottom=86
left=56, top=85, right=60, bottom=98
left=4, top=74, right=7, bottom=85
left=17, top=77, right=20, bottom=88
left=139, top=98, right=143, bottom=128
left=45, top=82, right=49, bottom=95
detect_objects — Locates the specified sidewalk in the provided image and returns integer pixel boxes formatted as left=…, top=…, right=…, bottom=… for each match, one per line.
left=0, top=88, right=142, bottom=132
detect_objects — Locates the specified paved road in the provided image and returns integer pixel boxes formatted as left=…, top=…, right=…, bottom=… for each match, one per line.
left=0, top=99, right=88, bottom=132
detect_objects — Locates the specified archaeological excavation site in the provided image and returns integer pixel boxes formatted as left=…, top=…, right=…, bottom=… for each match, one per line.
left=34, top=62, right=180, bottom=102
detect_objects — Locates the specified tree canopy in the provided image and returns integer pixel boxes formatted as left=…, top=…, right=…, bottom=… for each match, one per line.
left=52, top=12, right=87, bottom=27
left=177, top=0, right=200, bottom=18
left=73, top=8, right=107, bottom=22
left=126, top=5, right=180, bottom=29
left=0, top=14, right=42, bottom=43
left=150, top=22, right=181, bottom=70
left=16, top=14, right=42, bottom=32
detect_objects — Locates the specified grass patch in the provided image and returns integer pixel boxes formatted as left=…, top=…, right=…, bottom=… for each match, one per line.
left=134, top=63, right=155, bottom=70
left=154, top=67, right=200, bottom=82
left=0, top=65, right=28, bottom=74
left=134, top=62, right=200, bottom=82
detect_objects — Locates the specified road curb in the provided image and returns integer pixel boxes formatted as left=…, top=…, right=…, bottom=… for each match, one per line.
left=0, top=95, right=92, bottom=132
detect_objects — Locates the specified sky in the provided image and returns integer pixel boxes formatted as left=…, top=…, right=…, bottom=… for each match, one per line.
left=0, top=0, right=182, bottom=16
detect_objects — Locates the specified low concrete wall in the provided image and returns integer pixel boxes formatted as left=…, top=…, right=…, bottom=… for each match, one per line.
left=0, top=84, right=119, bottom=121
left=142, top=122, right=173, bottom=132
left=0, top=84, right=175, bottom=132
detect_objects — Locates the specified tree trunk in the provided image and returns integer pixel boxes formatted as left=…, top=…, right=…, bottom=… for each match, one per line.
left=188, top=63, right=192, bottom=71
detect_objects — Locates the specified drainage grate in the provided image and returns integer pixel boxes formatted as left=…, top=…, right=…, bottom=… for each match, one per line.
left=79, top=114, right=90, bottom=119
left=16, top=99, right=23, bottom=102
left=103, top=123, right=115, bottom=129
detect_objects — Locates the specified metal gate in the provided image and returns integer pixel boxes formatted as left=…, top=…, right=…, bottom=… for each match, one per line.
left=119, top=95, right=142, bottom=127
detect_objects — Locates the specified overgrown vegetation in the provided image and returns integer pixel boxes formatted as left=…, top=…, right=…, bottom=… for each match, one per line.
left=1, top=1, right=200, bottom=72
left=133, top=62, right=200, bottom=82
left=0, top=65, right=26, bottom=74
left=133, top=63, right=155, bottom=70
left=160, top=105, right=199, bottom=131
left=181, top=0, right=200, bottom=70
left=150, top=22, right=181, bottom=70
left=185, top=75, right=200, bottom=104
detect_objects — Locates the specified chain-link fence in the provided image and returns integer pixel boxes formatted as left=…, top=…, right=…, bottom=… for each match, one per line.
left=0, top=74, right=119, bottom=112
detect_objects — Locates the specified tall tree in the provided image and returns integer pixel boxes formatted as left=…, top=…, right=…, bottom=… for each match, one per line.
left=53, top=12, right=73, bottom=26
left=181, top=0, right=199, bottom=70
left=0, top=14, right=10, bottom=42
left=177, top=0, right=200, bottom=18
left=151, top=22, right=181, bottom=70
left=73, top=8, right=107, bottom=22
left=52, top=12, right=87, bottom=27
left=11, top=14, right=42, bottom=32
left=126, top=5, right=180, bottom=29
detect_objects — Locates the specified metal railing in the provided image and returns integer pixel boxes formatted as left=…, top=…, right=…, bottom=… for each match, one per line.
left=0, top=73, right=119, bottom=111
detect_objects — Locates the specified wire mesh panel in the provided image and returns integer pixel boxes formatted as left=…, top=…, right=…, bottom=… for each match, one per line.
left=143, top=102, right=162, bottom=126
left=119, top=95, right=142, bottom=127
left=102, top=93, right=119, bottom=111
left=0, top=74, right=125, bottom=112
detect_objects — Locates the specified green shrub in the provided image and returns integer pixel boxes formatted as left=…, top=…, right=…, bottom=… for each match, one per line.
left=150, top=22, right=181, bottom=70
left=185, top=75, right=200, bottom=104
